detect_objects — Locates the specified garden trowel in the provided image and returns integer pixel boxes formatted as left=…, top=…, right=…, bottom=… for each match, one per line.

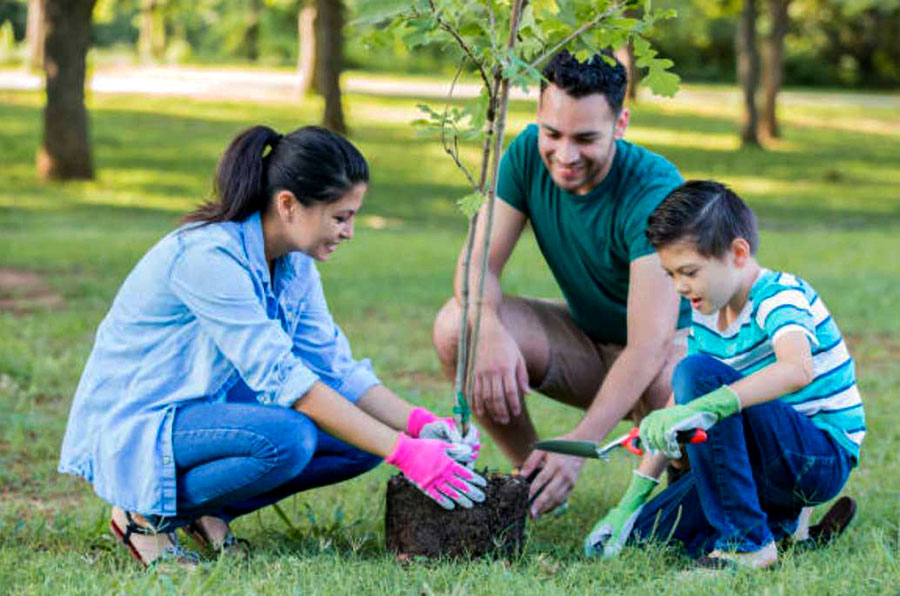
left=533, top=427, right=707, bottom=461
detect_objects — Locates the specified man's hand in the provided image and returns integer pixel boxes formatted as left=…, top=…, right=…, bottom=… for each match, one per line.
left=520, top=439, right=585, bottom=519
left=471, top=315, right=529, bottom=425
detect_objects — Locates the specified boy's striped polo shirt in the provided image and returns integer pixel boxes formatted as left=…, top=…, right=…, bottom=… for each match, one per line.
left=687, top=269, right=865, bottom=461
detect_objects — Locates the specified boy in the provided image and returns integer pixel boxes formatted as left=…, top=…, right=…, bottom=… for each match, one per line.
left=584, top=180, right=865, bottom=569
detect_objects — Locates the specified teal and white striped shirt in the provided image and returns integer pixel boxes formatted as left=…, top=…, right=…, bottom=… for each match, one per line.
left=687, top=269, right=865, bottom=462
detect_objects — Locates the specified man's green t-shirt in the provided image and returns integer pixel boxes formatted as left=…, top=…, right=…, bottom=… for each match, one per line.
left=497, top=124, right=691, bottom=345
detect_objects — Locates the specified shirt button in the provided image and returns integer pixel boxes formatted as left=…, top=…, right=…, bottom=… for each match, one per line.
left=162, top=456, right=172, bottom=465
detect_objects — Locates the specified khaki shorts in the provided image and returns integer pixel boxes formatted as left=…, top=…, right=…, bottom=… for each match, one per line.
left=520, top=297, right=687, bottom=409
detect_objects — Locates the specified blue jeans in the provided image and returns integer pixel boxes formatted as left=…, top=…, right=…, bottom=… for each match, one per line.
left=630, top=354, right=852, bottom=555
left=147, top=383, right=381, bottom=532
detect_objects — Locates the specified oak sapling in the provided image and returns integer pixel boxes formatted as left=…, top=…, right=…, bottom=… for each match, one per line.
left=358, top=0, right=680, bottom=558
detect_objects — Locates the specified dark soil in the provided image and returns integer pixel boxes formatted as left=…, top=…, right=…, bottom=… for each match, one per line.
left=385, top=472, right=529, bottom=559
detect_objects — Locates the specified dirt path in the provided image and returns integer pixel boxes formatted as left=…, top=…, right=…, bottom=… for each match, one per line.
left=2, top=65, right=898, bottom=109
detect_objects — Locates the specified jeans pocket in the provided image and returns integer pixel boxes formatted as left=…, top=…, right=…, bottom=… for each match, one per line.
left=764, top=449, right=847, bottom=507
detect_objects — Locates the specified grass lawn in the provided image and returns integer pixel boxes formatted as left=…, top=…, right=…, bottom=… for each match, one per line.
left=0, top=83, right=898, bottom=594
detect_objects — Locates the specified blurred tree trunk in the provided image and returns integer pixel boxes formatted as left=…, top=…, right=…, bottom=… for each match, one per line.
left=616, top=8, right=640, bottom=104
left=615, top=42, right=638, bottom=104
left=316, top=0, right=346, bottom=134
left=761, top=0, right=789, bottom=138
left=138, top=0, right=166, bottom=62
left=297, top=1, right=318, bottom=95
left=25, top=0, right=44, bottom=72
left=736, top=0, right=761, bottom=147
left=37, top=0, right=96, bottom=181
left=245, top=0, right=262, bottom=62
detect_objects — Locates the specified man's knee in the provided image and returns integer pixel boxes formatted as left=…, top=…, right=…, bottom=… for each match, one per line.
left=432, top=297, right=461, bottom=367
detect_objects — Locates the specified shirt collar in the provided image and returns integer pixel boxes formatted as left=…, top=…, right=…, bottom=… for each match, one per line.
left=240, top=212, right=272, bottom=286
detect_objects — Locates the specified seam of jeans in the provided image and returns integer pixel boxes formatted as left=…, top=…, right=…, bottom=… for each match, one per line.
left=174, top=429, right=291, bottom=509
left=172, top=427, right=288, bottom=471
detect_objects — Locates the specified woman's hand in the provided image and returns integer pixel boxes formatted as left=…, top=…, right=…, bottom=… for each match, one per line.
left=386, top=433, right=487, bottom=509
left=406, top=407, right=481, bottom=466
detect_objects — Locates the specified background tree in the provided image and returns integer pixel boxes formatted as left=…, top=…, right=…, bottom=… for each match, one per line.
left=761, top=0, right=789, bottom=138
left=316, top=0, right=346, bottom=133
left=138, top=0, right=166, bottom=62
left=25, top=0, right=43, bottom=71
left=736, top=0, right=761, bottom=146
left=37, top=0, right=97, bottom=181
left=297, top=0, right=318, bottom=94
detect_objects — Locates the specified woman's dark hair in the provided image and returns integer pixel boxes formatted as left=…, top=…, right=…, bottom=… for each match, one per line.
left=184, top=125, right=369, bottom=223
left=540, top=49, right=628, bottom=113
left=646, top=180, right=760, bottom=257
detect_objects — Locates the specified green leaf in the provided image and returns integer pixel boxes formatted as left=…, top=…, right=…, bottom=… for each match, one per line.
left=353, top=0, right=419, bottom=25
left=457, top=191, right=487, bottom=218
left=642, top=65, right=681, bottom=97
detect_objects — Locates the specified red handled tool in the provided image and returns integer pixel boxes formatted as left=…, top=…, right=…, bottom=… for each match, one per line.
left=533, top=427, right=707, bottom=460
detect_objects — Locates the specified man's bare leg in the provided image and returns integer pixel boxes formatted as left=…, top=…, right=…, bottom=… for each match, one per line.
left=433, top=296, right=551, bottom=466
left=434, top=297, right=685, bottom=464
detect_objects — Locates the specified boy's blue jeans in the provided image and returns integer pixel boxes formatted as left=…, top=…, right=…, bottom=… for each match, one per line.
left=630, top=354, right=852, bottom=555
left=146, top=386, right=381, bottom=532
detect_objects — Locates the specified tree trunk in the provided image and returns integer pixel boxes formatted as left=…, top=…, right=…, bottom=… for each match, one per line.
left=138, top=0, right=166, bottom=63
left=616, top=8, right=640, bottom=104
left=26, top=0, right=44, bottom=72
left=616, top=42, right=639, bottom=104
left=37, top=0, right=96, bottom=181
left=245, top=0, right=262, bottom=62
left=736, top=0, right=761, bottom=147
left=297, top=1, right=318, bottom=95
left=315, top=0, right=346, bottom=134
left=761, top=0, right=789, bottom=138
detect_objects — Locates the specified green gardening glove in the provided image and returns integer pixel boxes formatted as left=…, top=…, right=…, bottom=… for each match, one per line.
left=584, top=470, right=659, bottom=557
left=639, top=385, right=741, bottom=459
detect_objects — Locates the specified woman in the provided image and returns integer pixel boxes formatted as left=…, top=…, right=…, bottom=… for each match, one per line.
left=59, top=125, right=483, bottom=568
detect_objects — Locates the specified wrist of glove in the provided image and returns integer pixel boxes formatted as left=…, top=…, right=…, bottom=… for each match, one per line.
left=584, top=470, right=659, bottom=557
left=385, top=433, right=487, bottom=510
left=406, top=406, right=481, bottom=466
left=639, top=385, right=741, bottom=458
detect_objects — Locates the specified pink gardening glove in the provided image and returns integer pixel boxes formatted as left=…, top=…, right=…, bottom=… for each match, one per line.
left=385, top=433, right=487, bottom=510
left=406, top=406, right=481, bottom=466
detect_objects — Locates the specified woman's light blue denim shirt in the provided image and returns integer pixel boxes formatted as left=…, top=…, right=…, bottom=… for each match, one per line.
left=58, top=212, right=380, bottom=515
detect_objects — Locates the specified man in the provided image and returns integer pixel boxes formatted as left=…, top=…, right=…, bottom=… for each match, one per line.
left=432, top=50, right=691, bottom=518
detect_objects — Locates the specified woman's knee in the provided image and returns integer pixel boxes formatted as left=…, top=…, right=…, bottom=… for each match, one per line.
left=248, top=410, right=318, bottom=481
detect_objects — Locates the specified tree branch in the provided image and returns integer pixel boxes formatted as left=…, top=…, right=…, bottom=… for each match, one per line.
left=441, top=59, right=478, bottom=191
left=427, top=0, right=494, bottom=99
left=529, top=2, right=622, bottom=70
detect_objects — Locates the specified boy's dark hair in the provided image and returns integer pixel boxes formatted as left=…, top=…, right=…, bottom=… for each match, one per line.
left=646, top=180, right=759, bottom=257
left=540, top=50, right=627, bottom=113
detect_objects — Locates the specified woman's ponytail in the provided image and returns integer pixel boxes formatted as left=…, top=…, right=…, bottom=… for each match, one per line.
left=184, top=124, right=368, bottom=225
left=184, top=125, right=282, bottom=224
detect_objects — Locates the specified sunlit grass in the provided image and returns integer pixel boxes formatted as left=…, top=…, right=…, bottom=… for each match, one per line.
left=1, top=85, right=899, bottom=594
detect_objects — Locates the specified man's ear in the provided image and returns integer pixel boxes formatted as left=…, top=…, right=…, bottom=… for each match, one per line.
left=614, top=108, right=630, bottom=139
left=731, top=237, right=752, bottom=267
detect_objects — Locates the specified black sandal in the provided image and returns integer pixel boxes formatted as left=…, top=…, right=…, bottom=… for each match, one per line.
left=109, top=510, right=200, bottom=570
left=184, top=518, right=250, bottom=559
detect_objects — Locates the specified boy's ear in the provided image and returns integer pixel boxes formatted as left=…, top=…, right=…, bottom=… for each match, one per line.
left=731, top=237, right=751, bottom=266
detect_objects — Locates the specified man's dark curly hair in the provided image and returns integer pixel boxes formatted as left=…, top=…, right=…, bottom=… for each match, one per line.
left=540, top=50, right=628, bottom=113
